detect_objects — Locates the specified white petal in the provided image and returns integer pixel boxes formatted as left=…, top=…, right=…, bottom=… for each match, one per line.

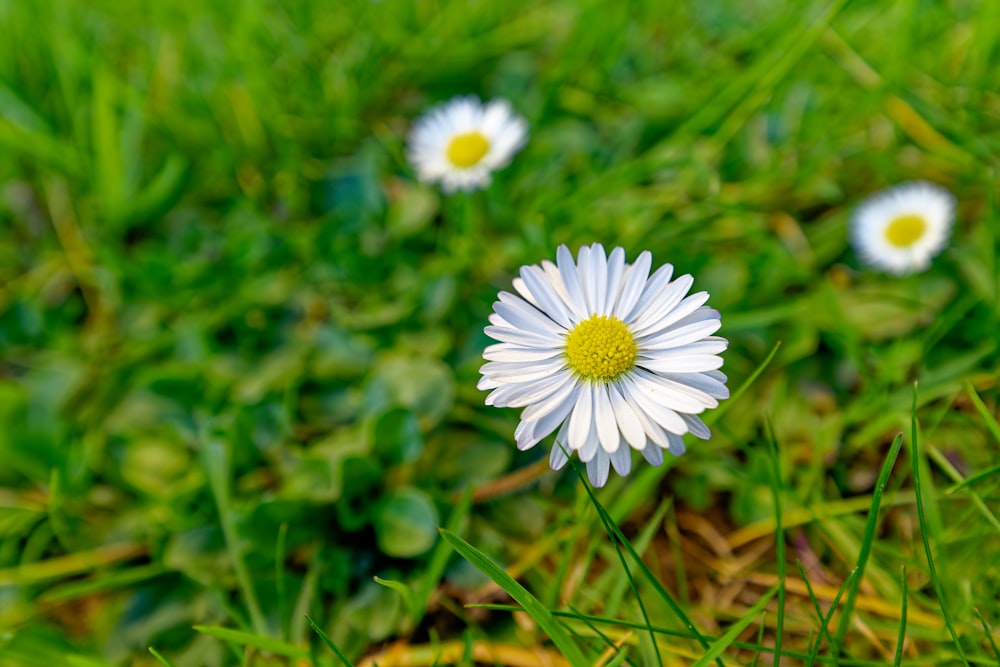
left=609, top=443, right=631, bottom=476
left=633, top=291, right=711, bottom=337
left=681, top=413, right=712, bottom=440
left=579, top=425, right=599, bottom=462
left=666, top=431, right=686, bottom=455
left=515, top=386, right=580, bottom=450
left=511, top=277, right=537, bottom=307
left=594, top=384, right=620, bottom=453
left=620, top=376, right=688, bottom=434
left=641, top=354, right=724, bottom=374
left=568, top=384, right=594, bottom=451
left=550, top=437, right=570, bottom=470
left=520, top=376, right=578, bottom=422
left=521, top=265, right=573, bottom=329
left=614, top=251, right=652, bottom=319
left=483, top=325, right=562, bottom=348
left=609, top=384, right=647, bottom=449
left=576, top=245, right=595, bottom=314
left=632, top=370, right=711, bottom=412
left=483, top=344, right=563, bottom=363
left=629, top=275, right=694, bottom=333
left=638, top=319, right=722, bottom=350
left=624, top=263, right=674, bottom=323
left=480, top=359, right=568, bottom=383
left=641, top=337, right=728, bottom=356
left=589, top=243, right=609, bottom=316
left=587, top=451, right=610, bottom=487
left=705, top=369, right=728, bottom=384
left=661, top=372, right=730, bottom=400
left=640, top=442, right=664, bottom=466
left=486, top=372, right=568, bottom=408
left=556, top=245, right=589, bottom=319
left=603, top=247, right=626, bottom=315
left=495, top=292, right=564, bottom=336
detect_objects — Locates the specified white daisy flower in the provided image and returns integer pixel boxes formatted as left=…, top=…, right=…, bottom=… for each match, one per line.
left=850, top=181, right=955, bottom=275
left=407, top=95, right=528, bottom=193
left=478, top=243, right=729, bottom=488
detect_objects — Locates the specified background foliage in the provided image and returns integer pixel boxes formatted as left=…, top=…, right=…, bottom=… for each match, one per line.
left=1, top=0, right=999, bottom=665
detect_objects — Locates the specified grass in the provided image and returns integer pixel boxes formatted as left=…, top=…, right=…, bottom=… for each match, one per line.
left=1, top=0, right=1000, bottom=665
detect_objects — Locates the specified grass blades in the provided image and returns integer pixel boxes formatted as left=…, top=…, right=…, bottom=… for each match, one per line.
left=796, top=561, right=849, bottom=665
left=192, top=625, right=308, bottom=659
left=438, top=529, right=591, bottom=667
left=306, top=615, right=355, bottom=667
left=832, top=433, right=905, bottom=655
left=893, top=567, right=908, bottom=667
left=909, top=384, right=970, bottom=666
left=765, top=421, right=786, bottom=666
left=573, top=465, right=721, bottom=667
left=964, top=381, right=1000, bottom=446
left=973, top=609, right=1000, bottom=663
left=692, top=585, right=779, bottom=667
left=199, top=435, right=268, bottom=637
left=147, top=647, right=178, bottom=667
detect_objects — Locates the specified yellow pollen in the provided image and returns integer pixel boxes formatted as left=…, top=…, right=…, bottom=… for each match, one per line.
left=446, top=131, right=490, bottom=168
left=884, top=213, right=927, bottom=248
left=565, top=315, right=637, bottom=382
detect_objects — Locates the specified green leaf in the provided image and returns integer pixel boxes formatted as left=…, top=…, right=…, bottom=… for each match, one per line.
left=374, top=487, right=440, bottom=558
left=438, top=529, right=590, bottom=667
left=372, top=408, right=424, bottom=465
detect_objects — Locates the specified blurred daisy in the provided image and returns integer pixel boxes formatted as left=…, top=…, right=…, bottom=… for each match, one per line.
left=478, top=244, right=729, bottom=488
left=851, top=181, right=955, bottom=275
left=408, top=96, right=528, bottom=193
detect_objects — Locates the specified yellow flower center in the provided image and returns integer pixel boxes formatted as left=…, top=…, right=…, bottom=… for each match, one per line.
left=884, top=213, right=927, bottom=248
left=565, top=315, right=637, bottom=382
left=446, top=131, right=490, bottom=168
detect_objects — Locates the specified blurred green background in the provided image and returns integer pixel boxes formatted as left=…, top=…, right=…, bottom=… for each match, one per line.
left=1, top=0, right=999, bottom=665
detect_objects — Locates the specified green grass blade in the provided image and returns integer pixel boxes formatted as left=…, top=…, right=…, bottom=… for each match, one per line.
left=765, top=421, right=786, bottom=666
left=275, top=522, right=288, bottom=641
left=749, top=611, right=766, bottom=667
left=946, top=464, right=1000, bottom=494
left=574, top=464, right=719, bottom=667
left=374, top=575, right=417, bottom=618
left=796, top=562, right=827, bottom=663
left=305, top=615, right=354, bottom=667
left=806, top=567, right=859, bottom=666
left=973, top=609, right=1000, bottom=663
left=568, top=604, right=639, bottom=667
left=200, top=435, right=268, bottom=636
left=692, top=585, right=779, bottom=667
left=833, top=433, right=904, bottom=655
left=438, top=528, right=590, bottom=667
left=893, top=566, right=908, bottom=667
left=415, top=487, right=473, bottom=617
left=965, top=381, right=1000, bottom=446
left=192, top=625, right=307, bottom=658
left=910, top=384, right=970, bottom=666
left=148, top=647, right=177, bottom=667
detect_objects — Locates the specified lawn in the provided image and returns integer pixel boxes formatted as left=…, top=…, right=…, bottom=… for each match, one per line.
left=1, top=0, right=999, bottom=665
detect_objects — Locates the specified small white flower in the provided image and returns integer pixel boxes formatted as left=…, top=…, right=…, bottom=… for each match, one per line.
left=478, top=244, right=729, bottom=488
left=407, top=96, right=528, bottom=193
left=850, top=181, right=955, bottom=275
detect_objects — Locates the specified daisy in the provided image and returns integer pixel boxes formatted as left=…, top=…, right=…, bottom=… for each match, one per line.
left=850, top=181, right=955, bottom=275
left=407, top=95, right=528, bottom=193
left=478, top=244, right=729, bottom=488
